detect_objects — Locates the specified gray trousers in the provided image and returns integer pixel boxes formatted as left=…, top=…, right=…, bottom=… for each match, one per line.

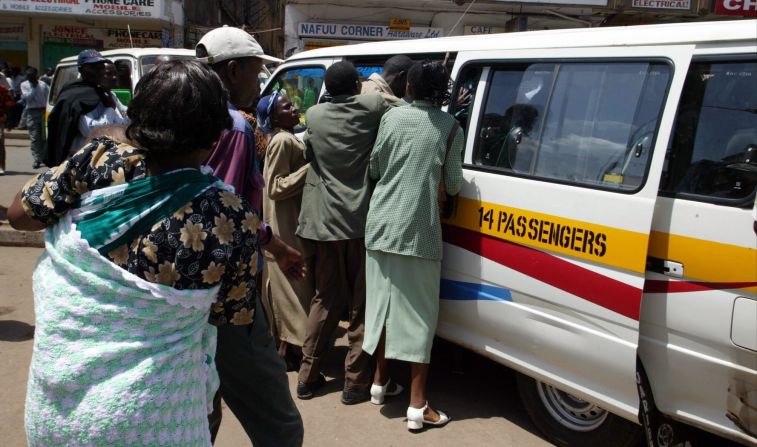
left=25, top=108, right=45, bottom=165
left=210, top=298, right=304, bottom=447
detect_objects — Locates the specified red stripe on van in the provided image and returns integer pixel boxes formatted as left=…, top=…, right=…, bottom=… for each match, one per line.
left=443, top=225, right=641, bottom=320
left=643, top=280, right=757, bottom=294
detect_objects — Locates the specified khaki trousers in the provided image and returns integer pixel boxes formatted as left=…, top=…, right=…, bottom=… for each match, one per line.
left=298, top=238, right=372, bottom=390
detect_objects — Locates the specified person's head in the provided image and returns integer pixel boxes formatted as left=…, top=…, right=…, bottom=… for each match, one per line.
left=25, top=67, right=39, bottom=83
left=381, top=55, right=413, bottom=97
left=126, top=60, right=231, bottom=158
left=77, top=49, right=113, bottom=86
left=406, top=60, right=451, bottom=107
left=324, top=62, right=360, bottom=97
left=44, top=67, right=53, bottom=76
left=196, top=25, right=278, bottom=109
left=256, top=92, right=299, bottom=133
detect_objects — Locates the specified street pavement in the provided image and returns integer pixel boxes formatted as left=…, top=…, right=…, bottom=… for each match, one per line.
left=0, top=135, right=554, bottom=446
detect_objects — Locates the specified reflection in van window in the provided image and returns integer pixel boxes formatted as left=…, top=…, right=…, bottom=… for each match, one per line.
left=663, top=59, right=757, bottom=203
left=268, top=66, right=325, bottom=131
left=112, top=60, right=133, bottom=106
left=475, top=61, right=670, bottom=191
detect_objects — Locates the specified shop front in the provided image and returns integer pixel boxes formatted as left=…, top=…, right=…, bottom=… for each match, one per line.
left=0, top=0, right=182, bottom=70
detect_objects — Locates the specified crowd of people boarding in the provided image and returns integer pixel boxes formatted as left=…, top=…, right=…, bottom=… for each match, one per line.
left=7, top=24, right=463, bottom=446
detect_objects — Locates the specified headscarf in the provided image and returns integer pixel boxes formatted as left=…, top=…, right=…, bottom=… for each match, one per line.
left=256, top=91, right=280, bottom=134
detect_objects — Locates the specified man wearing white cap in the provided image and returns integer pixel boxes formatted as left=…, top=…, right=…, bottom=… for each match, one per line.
left=196, top=26, right=304, bottom=447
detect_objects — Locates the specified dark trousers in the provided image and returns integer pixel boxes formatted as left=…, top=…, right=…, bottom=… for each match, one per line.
left=298, top=238, right=372, bottom=390
left=210, top=299, right=303, bottom=447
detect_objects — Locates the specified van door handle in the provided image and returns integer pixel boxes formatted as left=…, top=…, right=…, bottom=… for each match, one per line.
left=647, top=257, right=684, bottom=278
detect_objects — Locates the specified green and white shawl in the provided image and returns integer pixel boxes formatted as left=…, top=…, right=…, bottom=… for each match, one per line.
left=25, top=168, right=226, bottom=447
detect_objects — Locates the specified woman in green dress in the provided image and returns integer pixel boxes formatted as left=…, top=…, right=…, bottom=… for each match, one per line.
left=362, top=60, right=464, bottom=430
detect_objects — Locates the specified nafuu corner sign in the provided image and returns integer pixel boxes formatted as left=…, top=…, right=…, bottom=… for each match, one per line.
left=299, top=22, right=442, bottom=41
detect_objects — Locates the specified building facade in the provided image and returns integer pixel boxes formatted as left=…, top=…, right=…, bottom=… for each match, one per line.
left=0, top=0, right=184, bottom=71
left=283, top=0, right=757, bottom=57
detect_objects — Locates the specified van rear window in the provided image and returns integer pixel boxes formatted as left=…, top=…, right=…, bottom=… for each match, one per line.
left=463, top=61, right=671, bottom=192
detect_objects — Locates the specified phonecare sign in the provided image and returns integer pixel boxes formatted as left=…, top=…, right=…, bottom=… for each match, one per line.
left=43, top=24, right=163, bottom=48
left=0, top=0, right=166, bottom=20
left=715, top=0, right=757, bottom=15
left=298, top=22, right=443, bottom=41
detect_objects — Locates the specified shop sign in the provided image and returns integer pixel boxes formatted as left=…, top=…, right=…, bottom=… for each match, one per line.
left=303, top=39, right=353, bottom=52
left=389, top=19, right=411, bottom=32
left=0, top=23, right=25, bottom=42
left=492, top=0, right=607, bottom=6
left=715, top=0, right=757, bottom=15
left=299, top=22, right=443, bottom=41
left=43, top=25, right=162, bottom=48
left=631, top=0, right=691, bottom=9
left=464, top=25, right=506, bottom=35
left=0, top=0, right=165, bottom=20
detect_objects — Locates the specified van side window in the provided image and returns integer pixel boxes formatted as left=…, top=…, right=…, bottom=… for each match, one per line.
left=49, top=66, right=79, bottom=105
left=266, top=66, right=326, bottom=132
left=112, top=60, right=133, bottom=106
left=450, top=65, right=483, bottom=134
left=661, top=59, right=757, bottom=204
left=474, top=61, right=671, bottom=192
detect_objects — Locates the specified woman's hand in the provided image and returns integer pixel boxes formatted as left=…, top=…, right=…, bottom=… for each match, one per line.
left=7, top=192, right=45, bottom=231
left=265, top=236, right=307, bottom=280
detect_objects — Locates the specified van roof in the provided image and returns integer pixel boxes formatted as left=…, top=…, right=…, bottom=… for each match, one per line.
left=57, top=48, right=196, bottom=65
left=287, top=19, right=757, bottom=61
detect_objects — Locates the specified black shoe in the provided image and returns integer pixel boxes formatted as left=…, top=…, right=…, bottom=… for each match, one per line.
left=296, top=373, right=326, bottom=400
left=341, top=387, right=370, bottom=405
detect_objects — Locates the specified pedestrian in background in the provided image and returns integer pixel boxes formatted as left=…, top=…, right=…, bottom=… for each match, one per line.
left=257, top=92, right=313, bottom=371
left=20, top=67, right=49, bottom=169
left=39, top=67, right=53, bottom=85
left=0, top=80, right=14, bottom=175
left=196, top=25, right=305, bottom=447
left=362, top=60, right=463, bottom=431
left=295, top=62, right=392, bottom=405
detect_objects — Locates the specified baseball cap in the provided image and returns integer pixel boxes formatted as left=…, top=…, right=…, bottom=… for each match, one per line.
left=196, top=25, right=280, bottom=65
left=77, top=49, right=111, bottom=67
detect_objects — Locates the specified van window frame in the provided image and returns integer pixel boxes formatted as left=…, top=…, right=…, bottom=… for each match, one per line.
left=261, top=64, right=328, bottom=133
left=452, top=57, right=674, bottom=195
left=658, top=53, right=757, bottom=208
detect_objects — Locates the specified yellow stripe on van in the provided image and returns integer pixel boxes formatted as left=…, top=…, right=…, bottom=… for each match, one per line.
left=446, top=197, right=649, bottom=274
left=648, top=231, right=757, bottom=285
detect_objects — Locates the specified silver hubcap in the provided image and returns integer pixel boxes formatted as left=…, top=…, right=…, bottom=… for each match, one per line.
left=536, top=381, right=608, bottom=432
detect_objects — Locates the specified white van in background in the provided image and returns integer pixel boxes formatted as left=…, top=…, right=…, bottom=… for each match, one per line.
left=47, top=48, right=197, bottom=114
left=263, top=20, right=757, bottom=447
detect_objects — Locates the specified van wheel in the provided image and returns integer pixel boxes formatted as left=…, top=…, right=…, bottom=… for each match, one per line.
left=516, top=373, right=641, bottom=447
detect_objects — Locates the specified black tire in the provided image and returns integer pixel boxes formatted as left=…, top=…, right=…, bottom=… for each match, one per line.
left=516, top=372, right=641, bottom=447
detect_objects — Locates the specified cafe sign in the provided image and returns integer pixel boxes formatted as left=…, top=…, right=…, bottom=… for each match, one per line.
left=43, top=25, right=163, bottom=48
left=0, top=0, right=166, bottom=20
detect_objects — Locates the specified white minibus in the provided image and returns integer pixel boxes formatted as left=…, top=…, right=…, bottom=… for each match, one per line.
left=263, top=20, right=757, bottom=447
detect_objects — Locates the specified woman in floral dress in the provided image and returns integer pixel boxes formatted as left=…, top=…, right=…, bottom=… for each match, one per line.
left=8, top=60, right=304, bottom=447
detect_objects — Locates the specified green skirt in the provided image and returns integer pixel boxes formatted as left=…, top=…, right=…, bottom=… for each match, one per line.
left=363, top=249, right=441, bottom=363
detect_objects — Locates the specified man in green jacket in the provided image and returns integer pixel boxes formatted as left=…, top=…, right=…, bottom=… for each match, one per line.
left=296, top=62, right=392, bottom=404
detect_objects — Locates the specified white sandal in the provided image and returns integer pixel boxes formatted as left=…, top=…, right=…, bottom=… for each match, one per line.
left=407, top=402, right=450, bottom=430
left=369, top=378, right=404, bottom=405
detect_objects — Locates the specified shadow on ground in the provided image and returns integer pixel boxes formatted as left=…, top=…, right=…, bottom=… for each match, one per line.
left=316, top=332, right=545, bottom=440
left=0, top=320, right=35, bottom=342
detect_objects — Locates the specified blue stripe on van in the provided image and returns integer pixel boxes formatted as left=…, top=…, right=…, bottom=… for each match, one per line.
left=440, top=279, right=512, bottom=302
